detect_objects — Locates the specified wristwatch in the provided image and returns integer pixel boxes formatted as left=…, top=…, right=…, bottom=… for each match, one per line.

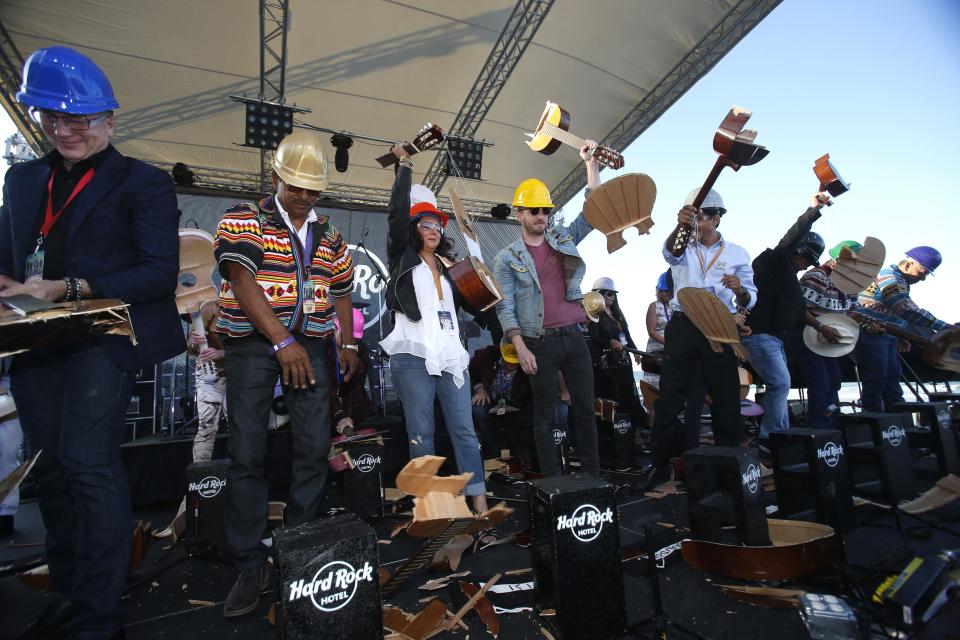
left=341, top=343, right=359, bottom=351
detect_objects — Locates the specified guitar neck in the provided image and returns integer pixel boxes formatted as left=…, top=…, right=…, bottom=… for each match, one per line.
left=381, top=519, right=473, bottom=595
left=191, top=312, right=209, bottom=351
left=540, top=122, right=586, bottom=152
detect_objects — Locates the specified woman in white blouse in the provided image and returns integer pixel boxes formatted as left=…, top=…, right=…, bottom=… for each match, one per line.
left=380, top=143, right=488, bottom=515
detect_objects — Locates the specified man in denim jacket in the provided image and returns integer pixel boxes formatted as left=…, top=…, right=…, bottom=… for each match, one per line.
left=493, top=142, right=601, bottom=476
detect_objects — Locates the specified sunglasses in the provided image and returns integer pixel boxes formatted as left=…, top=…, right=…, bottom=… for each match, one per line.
left=696, top=207, right=724, bottom=220
left=598, top=289, right=616, bottom=297
left=31, top=108, right=110, bottom=132
left=281, top=181, right=321, bottom=198
left=417, top=220, right=444, bottom=233
left=521, top=207, right=552, bottom=217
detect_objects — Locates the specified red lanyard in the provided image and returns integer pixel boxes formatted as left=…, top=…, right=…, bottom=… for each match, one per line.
left=37, top=167, right=95, bottom=246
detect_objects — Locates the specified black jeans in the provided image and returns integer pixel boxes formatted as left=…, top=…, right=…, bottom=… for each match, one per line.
left=652, top=314, right=744, bottom=468
left=223, top=335, right=332, bottom=569
left=525, top=331, right=599, bottom=476
left=11, top=341, right=135, bottom=639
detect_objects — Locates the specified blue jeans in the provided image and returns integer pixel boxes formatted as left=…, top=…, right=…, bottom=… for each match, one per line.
left=855, top=331, right=903, bottom=412
left=742, top=333, right=791, bottom=438
left=788, top=328, right=842, bottom=429
left=391, top=353, right=485, bottom=496
left=11, top=341, right=135, bottom=639
left=223, top=335, right=332, bottom=569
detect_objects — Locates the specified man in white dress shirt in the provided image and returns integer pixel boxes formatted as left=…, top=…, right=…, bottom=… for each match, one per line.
left=639, top=189, right=757, bottom=489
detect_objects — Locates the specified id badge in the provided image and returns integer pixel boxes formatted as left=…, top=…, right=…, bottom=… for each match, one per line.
left=25, top=250, right=44, bottom=283
left=437, top=310, right=455, bottom=334
left=302, top=280, right=316, bottom=314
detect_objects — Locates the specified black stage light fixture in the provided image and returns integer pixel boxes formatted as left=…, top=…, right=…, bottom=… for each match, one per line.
left=445, top=135, right=483, bottom=181
left=240, top=99, right=295, bottom=150
left=331, top=134, right=353, bottom=173
left=172, top=162, right=194, bottom=187
left=490, top=203, right=511, bottom=219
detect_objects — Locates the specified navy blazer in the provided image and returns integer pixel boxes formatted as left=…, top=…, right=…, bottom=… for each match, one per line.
left=0, top=145, right=185, bottom=371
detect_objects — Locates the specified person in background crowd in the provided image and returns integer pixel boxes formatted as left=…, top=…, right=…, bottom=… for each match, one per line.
left=0, top=46, right=184, bottom=639
left=187, top=300, right=227, bottom=462
left=640, top=188, right=757, bottom=490
left=791, top=240, right=862, bottom=427
left=741, top=194, right=830, bottom=444
left=380, top=143, right=490, bottom=524
left=643, top=271, right=673, bottom=393
left=0, top=358, right=21, bottom=538
left=849, top=246, right=953, bottom=411
left=214, top=130, right=357, bottom=618
left=492, top=142, right=602, bottom=478
left=469, top=340, right=533, bottom=465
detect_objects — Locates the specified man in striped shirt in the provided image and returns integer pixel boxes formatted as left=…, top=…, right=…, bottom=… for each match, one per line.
left=850, top=246, right=950, bottom=412
left=214, top=131, right=357, bottom=618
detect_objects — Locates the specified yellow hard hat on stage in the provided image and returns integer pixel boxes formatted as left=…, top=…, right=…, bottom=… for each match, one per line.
left=512, top=178, right=554, bottom=209
left=272, top=130, right=329, bottom=192
left=500, top=339, right=520, bottom=364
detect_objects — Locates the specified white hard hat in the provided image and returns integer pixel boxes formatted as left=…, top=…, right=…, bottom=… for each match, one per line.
left=684, top=188, right=725, bottom=213
left=410, top=183, right=438, bottom=209
left=591, top=276, right=617, bottom=292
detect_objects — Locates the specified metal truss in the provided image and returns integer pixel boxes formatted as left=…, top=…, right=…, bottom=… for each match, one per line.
left=0, top=21, right=50, bottom=156
left=421, top=0, right=555, bottom=194
left=146, top=160, right=504, bottom=218
left=258, top=0, right=291, bottom=191
left=550, top=0, right=783, bottom=210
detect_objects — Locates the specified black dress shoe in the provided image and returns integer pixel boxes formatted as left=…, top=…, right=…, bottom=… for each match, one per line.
left=15, top=599, right=76, bottom=639
left=223, top=563, right=270, bottom=618
left=638, top=465, right=671, bottom=491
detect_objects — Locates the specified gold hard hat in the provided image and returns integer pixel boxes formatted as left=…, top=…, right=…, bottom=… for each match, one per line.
left=582, top=291, right=604, bottom=323
left=512, top=178, right=555, bottom=209
left=272, top=130, right=329, bottom=192
left=500, top=339, right=520, bottom=364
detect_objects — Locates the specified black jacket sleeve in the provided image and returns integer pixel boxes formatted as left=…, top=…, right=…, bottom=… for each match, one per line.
left=773, top=206, right=822, bottom=256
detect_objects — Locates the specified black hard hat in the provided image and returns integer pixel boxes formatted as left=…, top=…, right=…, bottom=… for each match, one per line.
left=795, top=231, right=826, bottom=266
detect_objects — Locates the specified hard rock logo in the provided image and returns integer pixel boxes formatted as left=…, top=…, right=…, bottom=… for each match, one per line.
left=614, top=418, right=631, bottom=435
left=881, top=426, right=906, bottom=447
left=816, top=442, right=844, bottom=467
left=552, top=428, right=567, bottom=445
left=741, top=464, right=761, bottom=494
left=355, top=453, right=381, bottom=473
left=556, top=504, right=614, bottom=543
left=288, top=560, right=374, bottom=612
left=188, top=476, right=225, bottom=499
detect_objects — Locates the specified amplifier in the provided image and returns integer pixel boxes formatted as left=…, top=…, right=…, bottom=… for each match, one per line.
left=837, top=412, right=916, bottom=502
left=597, top=411, right=634, bottom=470
left=343, top=443, right=384, bottom=524
left=184, top=458, right=228, bottom=550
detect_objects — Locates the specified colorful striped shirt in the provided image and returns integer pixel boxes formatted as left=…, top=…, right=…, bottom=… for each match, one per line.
left=851, top=264, right=947, bottom=331
left=799, top=264, right=852, bottom=313
left=213, top=195, right=354, bottom=338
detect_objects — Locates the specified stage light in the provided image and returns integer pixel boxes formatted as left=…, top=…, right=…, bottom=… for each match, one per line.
left=239, top=99, right=295, bottom=150
left=445, top=136, right=483, bottom=181
left=172, top=162, right=194, bottom=187
left=331, top=134, right=353, bottom=173
left=490, top=203, right=511, bottom=219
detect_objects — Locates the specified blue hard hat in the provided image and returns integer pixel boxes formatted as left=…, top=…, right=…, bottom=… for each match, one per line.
left=16, top=46, right=119, bottom=114
left=656, top=271, right=672, bottom=291
left=905, top=246, right=942, bottom=273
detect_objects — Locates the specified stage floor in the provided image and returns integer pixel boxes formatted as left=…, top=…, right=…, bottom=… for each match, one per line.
left=3, top=469, right=960, bottom=639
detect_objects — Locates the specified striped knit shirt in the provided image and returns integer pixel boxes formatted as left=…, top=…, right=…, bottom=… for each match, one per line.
left=851, top=264, right=947, bottom=331
left=213, top=196, right=354, bottom=338
left=799, top=264, right=853, bottom=313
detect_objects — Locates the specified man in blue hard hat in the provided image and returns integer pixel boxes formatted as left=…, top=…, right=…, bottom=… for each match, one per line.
left=850, top=246, right=953, bottom=411
left=0, top=46, right=183, bottom=639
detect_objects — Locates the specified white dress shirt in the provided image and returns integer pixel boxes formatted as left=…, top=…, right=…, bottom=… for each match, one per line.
left=275, top=195, right=318, bottom=248
left=662, top=234, right=757, bottom=313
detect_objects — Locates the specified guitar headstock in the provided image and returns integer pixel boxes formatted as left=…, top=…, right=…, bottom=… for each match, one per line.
left=414, top=123, right=445, bottom=152
left=593, top=146, right=624, bottom=170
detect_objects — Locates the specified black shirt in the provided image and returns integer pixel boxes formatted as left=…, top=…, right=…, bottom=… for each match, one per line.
left=32, top=145, right=113, bottom=280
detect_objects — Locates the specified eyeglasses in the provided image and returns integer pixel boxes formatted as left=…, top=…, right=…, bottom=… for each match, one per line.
left=417, top=221, right=443, bottom=233
left=281, top=181, right=321, bottom=198
left=696, top=207, right=724, bottom=220
left=30, top=108, right=110, bottom=132
left=521, top=207, right=552, bottom=217
left=598, top=289, right=616, bottom=298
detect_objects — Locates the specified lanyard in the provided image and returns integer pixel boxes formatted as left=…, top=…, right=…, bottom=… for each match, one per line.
left=36, top=167, right=95, bottom=250
left=694, top=241, right=725, bottom=278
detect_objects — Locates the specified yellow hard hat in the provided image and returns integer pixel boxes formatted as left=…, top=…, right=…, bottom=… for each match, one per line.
left=272, top=130, right=329, bottom=192
left=582, top=291, right=604, bottom=323
left=499, top=339, right=520, bottom=364
left=512, top=178, right=555, bottom=209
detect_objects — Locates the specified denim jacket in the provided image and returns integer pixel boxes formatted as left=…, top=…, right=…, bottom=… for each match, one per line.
left=493, top=204, right=593, bottom=339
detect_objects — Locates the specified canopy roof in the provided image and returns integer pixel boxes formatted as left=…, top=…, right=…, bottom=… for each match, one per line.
left=1, top=0, right=780, bottom=214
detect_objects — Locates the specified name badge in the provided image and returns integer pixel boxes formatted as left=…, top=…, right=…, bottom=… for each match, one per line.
left=302, top=280, right=316, bottom=314
left=25, top=250, right=44, bottom=283
left=437, top=310, right=455, bottom=334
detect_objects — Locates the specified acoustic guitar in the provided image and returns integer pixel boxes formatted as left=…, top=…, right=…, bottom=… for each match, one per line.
left=443, top=189, right=504, bottom=313
left=376, top=123, right=444, bottom=167
left=813, top=153, right=850, bottom=203
left=525, top=101, right=624, bottom=170
left=671, top=107, right=769, bottom=257
left=176, top=229, right=222, bottom=382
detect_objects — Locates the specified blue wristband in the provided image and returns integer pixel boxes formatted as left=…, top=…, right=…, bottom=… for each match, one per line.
left=272, top=336, right=296, bottom=353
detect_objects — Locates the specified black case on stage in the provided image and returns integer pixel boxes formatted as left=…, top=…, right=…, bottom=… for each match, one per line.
left=184, top=458, right=229, bottom=550
left=837, top=412, right=916, bottom=502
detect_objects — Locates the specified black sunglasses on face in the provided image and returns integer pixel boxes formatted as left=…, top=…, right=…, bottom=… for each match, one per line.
left=599, top=289, right=616, bottom=297
left=282, top=181, right=321, bottom=198
left=522, top=207, right=552, bottom=217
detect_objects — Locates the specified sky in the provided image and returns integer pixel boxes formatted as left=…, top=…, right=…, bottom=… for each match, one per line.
left=2, top=0, right=958, bottom=339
